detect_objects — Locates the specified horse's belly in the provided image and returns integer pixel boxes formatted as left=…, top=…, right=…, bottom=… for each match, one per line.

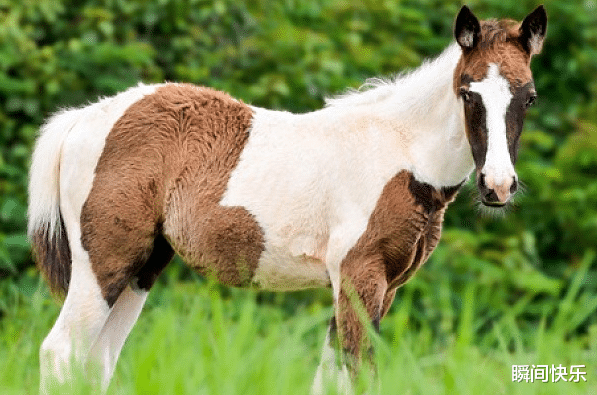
left=251, top=246, right=331, bottom=290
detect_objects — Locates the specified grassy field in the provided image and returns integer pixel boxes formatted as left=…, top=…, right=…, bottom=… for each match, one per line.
left=1, top=267, right=595, bottom=395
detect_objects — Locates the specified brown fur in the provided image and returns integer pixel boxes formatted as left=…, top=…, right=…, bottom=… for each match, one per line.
left=454, top=20, right=532, bottom=92
left=336, top=171, right=460, bottom=365
left=81, top=84, right=264, bottom=306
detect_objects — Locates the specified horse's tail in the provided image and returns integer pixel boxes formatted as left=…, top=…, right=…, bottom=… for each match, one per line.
left=28, top=108, right=81, bottom=296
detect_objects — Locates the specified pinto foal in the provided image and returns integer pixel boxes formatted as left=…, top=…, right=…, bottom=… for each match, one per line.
left=29, top=5, right=546, bottom=393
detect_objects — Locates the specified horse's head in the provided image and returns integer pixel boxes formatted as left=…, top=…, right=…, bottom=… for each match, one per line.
left=453, top=5, right=547, bottom=207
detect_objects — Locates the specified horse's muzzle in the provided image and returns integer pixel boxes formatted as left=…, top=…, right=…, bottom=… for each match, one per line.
left=478, top=172, right=518, bottom=206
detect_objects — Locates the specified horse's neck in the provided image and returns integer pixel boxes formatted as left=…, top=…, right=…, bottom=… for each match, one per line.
left=320, top=43, right=474, bottom=188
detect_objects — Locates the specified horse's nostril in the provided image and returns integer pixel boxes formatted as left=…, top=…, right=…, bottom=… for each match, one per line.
left=478, top=173, right=487, bottom=190
left=510, top=178, right=518, bottom=194
left=484, top=189, right=499, bottom=203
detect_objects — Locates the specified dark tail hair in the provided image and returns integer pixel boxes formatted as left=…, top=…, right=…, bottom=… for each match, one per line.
left=30, top=213, right=72, bottom=295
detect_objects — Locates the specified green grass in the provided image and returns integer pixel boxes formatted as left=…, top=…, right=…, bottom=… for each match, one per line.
left=1, top=271, right=595, bottom=395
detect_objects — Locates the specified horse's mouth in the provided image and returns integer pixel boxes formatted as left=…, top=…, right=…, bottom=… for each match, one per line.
left=481, top=200, right=507, bottom=208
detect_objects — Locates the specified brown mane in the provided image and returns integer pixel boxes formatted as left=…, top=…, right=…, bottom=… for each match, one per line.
left=479, top=19, right=521, bottom=48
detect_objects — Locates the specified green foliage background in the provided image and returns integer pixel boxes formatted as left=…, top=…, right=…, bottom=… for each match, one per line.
left=1, top=0, right=596, bottom=387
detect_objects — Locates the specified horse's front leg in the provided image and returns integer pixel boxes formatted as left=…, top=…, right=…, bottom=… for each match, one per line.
left=313, top=253, right=390, bottom=395
left=337, top=254, right=388, bottom=376
left=312, top=317, right=346, bottom=394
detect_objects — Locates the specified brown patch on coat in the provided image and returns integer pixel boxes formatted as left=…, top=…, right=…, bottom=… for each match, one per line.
left=506, top=81, right=535, bottom=164
left=336, top=170, right=461, bottom=364
left=81, top=84, right=264, bottom=306
left=30, top=213, right=72, bottom=297
left=454, top=20, right=533, bottom=93
left=380, top=288, right=397, bottom=320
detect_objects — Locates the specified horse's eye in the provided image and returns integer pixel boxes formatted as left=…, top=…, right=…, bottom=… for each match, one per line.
left=526, top=93, right=537, bottom=108
left=459, top=87, right=471, bottom=103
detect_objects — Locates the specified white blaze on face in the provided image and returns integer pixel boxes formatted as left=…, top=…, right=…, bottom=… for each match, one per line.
left=469, top=63, right=517, bottom=196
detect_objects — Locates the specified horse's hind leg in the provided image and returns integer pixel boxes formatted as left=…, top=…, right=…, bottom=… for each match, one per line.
left=38, top=159, right=116, bottom=392
left=87, top=234, right=174, bottom=390
left=39, top=235, right=111, bottom=393
left=41, top=178, right=172, bottom=394
left=74, top=185, right=173, bottom=391
left=87, top=286, right=148, bottom=390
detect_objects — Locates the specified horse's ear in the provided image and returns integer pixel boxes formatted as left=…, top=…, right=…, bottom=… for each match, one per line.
left=518, top=5, right=547, bottom=56
left=454, top=5, right=480, bottom=50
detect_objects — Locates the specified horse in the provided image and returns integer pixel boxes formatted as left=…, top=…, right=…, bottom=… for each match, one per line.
left=29, top=5, right=547, bottom=393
